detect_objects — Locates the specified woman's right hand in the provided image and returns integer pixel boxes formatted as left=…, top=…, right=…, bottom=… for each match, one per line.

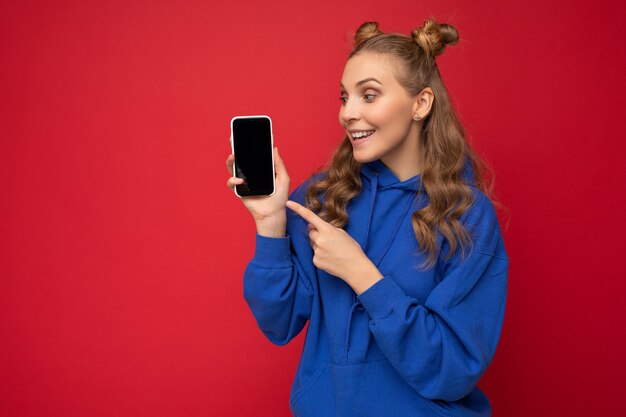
left=225, top=147, right=290, bottom=232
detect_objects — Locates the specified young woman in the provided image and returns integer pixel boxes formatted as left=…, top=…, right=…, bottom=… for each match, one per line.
left=226, top=19, right=508, bottom=417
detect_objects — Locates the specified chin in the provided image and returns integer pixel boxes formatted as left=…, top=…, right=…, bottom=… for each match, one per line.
left=352, top=149, right=378, bottom=164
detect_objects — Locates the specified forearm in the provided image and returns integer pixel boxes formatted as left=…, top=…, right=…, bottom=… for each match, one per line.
left=243, top=233, right=313, bottom=346
left=354, top=254, right=508, bottom=401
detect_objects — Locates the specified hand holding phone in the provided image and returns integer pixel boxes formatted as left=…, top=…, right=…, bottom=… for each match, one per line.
left=226, top=115, right=291, bottom=236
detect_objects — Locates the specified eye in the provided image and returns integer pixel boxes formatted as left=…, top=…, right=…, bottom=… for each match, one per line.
left=363, top=94, right=377, bottom=102
left=338, top=95, right=348, bottom=105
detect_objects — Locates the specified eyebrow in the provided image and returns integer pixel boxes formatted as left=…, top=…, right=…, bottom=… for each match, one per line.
left=340, top=77, right=383, bottom=90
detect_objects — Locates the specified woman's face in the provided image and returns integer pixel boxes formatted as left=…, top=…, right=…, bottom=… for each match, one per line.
left=339, top=52, right=422, bottom=177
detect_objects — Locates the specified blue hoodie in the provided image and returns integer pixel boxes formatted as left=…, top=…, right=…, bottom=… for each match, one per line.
left=243, top=157, right=508, bottom=417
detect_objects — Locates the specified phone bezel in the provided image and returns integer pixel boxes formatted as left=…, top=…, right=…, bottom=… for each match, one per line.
left=229, top=115, right=275, bottom=198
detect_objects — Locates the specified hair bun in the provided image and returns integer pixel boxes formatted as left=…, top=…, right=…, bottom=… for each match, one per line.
left=354, top=22, right=384, bottom=48
left=411, top=18, right=459, bottom=58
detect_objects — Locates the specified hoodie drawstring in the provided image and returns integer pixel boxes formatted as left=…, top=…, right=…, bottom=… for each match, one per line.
left=362, top=173, right=378, bottom=254
left=344, top=176, right=417, bottom=358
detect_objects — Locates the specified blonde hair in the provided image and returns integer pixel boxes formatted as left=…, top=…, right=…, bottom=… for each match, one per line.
left=304, top=19, right=509, bottom=270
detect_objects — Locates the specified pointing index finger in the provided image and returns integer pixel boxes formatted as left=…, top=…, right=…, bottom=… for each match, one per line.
left=286, top=200, right=328, bottom=229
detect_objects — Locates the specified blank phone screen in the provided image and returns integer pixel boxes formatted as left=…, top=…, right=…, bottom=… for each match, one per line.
left=232, top=117, right=274, bottom=196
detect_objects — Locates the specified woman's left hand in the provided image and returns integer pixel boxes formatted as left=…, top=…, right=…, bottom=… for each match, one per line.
left=286, top=200, right=382, bottom=291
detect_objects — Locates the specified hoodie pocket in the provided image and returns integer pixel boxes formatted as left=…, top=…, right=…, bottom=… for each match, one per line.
left=289, top=362, right=334, bottom=417
left=289, top=360, right=454, bottom=417
left=333, top=360, right=453, bottom=417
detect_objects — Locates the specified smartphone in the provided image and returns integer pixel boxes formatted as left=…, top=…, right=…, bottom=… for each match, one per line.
left=230, top=115, right=275, bottom=197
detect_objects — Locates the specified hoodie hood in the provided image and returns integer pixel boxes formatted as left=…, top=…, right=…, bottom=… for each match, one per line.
left=361, top=155, right=475, bottom=191
left=361, top=159, right=424, bottom=191
left=356, top=154, right=476, bottom=256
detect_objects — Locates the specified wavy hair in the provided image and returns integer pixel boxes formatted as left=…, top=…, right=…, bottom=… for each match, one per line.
left=304, top=19, right=509, bottom=270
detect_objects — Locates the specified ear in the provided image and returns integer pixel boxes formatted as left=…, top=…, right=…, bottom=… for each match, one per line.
left=412, top=87, right=435, bottom=119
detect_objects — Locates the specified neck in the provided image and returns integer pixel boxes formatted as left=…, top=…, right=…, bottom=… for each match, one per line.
left=381, top=126, right=422, bottom=181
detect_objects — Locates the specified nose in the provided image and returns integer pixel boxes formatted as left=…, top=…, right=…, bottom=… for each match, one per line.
left=339, top=97, right=360, bottom=125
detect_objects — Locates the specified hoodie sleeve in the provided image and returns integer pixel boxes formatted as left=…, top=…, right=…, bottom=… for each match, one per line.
left=357, top=191, right=508, bottom=401
left=242, top=183, right=317, bottom=346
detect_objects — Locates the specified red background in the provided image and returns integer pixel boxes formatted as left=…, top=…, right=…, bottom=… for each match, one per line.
left=2, top=0, right=625, bottom=416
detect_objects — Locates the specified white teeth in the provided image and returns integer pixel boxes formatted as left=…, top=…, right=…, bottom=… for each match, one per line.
left=351, top=130, right=375, bottom=139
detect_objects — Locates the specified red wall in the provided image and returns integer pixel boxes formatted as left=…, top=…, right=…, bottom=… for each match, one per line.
left=2, top=1, right=625, bottom=416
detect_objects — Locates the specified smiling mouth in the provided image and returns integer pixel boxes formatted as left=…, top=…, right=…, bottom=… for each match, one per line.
left=350, top=130, right=375, bottom=140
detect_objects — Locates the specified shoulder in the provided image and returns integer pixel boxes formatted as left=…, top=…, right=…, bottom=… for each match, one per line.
left=285, top=172, right=328, bottom=243
left=462, top=187, right=497, bottom=227
left=288, top=171, right=328, bottom=205
left=459, top=186, right=506, bottom=257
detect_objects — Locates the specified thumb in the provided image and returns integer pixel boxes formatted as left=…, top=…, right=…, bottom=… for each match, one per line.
left=274, top=147, right=288, bottom=176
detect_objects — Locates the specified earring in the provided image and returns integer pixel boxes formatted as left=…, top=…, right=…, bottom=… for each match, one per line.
left=413, top=115, right=421, bottom=121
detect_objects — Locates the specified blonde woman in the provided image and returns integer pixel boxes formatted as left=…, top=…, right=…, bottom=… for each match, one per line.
left=226, top=19, right=509, bottom=417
